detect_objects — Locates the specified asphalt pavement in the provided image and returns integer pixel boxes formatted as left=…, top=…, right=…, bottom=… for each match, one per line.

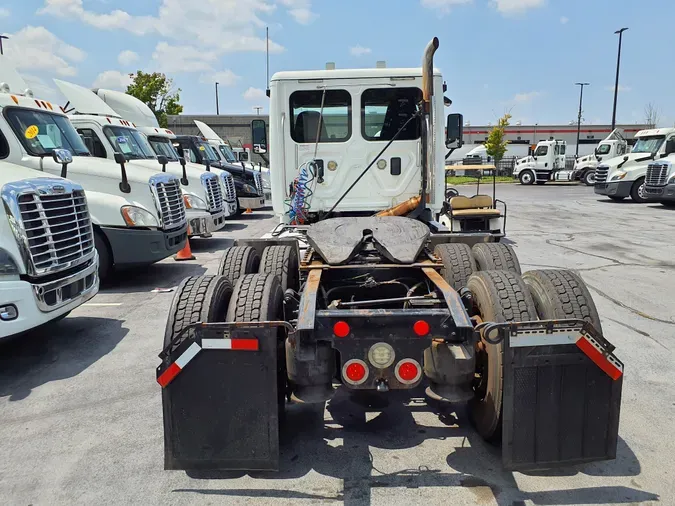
left=0, top=185, right=673, bottom=505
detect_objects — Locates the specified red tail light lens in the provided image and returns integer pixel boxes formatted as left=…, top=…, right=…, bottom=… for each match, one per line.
left=342, top=359, right=369, bottom=385
left=333, top=320, right=350, bottom=338
left=395, top=359, right=422, bottom=385
left=413, top=320, right=430, bottom=336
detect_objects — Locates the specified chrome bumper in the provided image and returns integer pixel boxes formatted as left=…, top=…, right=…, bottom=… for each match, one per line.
left=238, top=196, right=265, bottom=210
left=188, top=210, right=227, bottom=237
left=32, top=254, right=99, bottom=312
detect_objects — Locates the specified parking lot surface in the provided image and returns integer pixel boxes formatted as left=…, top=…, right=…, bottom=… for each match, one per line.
left=1, top=184, right=673, bottom=506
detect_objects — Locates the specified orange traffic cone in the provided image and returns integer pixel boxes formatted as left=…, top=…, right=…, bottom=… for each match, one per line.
left=245, top=208, right=253, bottom=213
left=174, top=227, right=196, bottom=261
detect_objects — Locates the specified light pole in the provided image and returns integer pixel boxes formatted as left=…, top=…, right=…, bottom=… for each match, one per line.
left=253, top=106, right=262, bottom=115
left=575, top=82, right=589, bottom=158
left=0, top=35, right=8, bottom=56
left=215, top=82, right=220, bottom=115
left=611, top=28, right=628, bottom=130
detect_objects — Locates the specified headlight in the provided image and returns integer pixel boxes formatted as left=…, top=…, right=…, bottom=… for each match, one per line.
left=242, top=183, right=257, bottom=194
left=121, top=206, right=160, bottom=227
left=611, top=172, right=627, bottom=181
left=183, top=194, right=208, bottom=210
left=0, top=248, right=19, bottom=275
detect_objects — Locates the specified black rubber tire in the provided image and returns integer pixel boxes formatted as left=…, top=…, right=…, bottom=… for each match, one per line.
left=519, top=170, right=535, bottom=185
left=234, top=199, right=243, bottom=216
left=582, top=170, right=595, bottom=186
left=94, top=231, right=112, bottom=282
left=226, top=273, right=286, bottom=422
left=630, top=177, right=648, bottom=203
left=467, top=271, right=538, bottom=443
left=434, top=243, right=477, bottom=290
left=259, top=245, right=299, bottom=292
left=536, top=181, right=547, bottom=185
left=217, top=246, right=260, bottom=284
left=608, top=195, right=625, bottom=201
left=163, top=275, right=233, bottom=354
left=472, top=243, right=522, bottom=275
left=522, top=269, right=602, bottom=333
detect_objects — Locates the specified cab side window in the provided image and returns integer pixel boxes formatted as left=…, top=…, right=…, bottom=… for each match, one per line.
left=77, top=128, right=108, bottom=158
left=535, top=145, right=548, bottom=156
left=0, top=129, right=9, bottom=159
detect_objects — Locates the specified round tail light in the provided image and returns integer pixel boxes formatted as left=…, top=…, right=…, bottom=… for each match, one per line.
left=333, top=320, right=350, bottom=338
left=342, top=359, right=369, bottom=385
left=413, top=320, right=430, bottom=336
left=395, top=359, right=422, bottom=385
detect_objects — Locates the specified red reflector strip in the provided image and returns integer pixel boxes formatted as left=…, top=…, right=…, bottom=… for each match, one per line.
left=202, top=338, right=259, bottom=351
left=157, top=342, right=201, bottom=388
left=576, top=335, right=623, bottom=380
left=157, top=362, right=180, bottom=388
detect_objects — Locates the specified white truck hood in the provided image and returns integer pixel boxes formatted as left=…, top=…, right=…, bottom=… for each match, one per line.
left=600, top=151, right=657, bottom=172
left=0, top=162, right=66, bottom=185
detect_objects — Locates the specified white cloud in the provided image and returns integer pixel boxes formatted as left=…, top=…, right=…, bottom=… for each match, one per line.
left=200, top=70, right=241, bottom=86
left=420, top=0, right=472, bottom=14
left=3, top=26, right=86, bottom=77
left=0, top=8, right=10, bottom=18
left=117, top=50, right=139, bottom=66
left=92, top=70, right=133, bottom=90
left=560, top=16, right=569, bottom=24
left=278, top=0, right=317, bottom=24
left=512, top=91, right=543, bottom=103
left=490, top=0, right=545, bottom=14
left=243, top=87, right=267, bottom=101
left=38, top=0, right=286, bottom=55
left=152, top=42, right=217, bottom=73
left=350, top=45, right=372, bottom=57
left=606, top=85, right=631, bottom=92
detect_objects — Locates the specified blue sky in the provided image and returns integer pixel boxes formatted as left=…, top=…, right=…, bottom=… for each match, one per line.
left=0, top=0, right=670, bottom=126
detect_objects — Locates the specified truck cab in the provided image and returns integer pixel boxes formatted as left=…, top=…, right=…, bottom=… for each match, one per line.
left=0, top=159, right=99, bottom=338
left=54, top=80, right=229, bottom=237
left=595, top=127, right=675, bottom=202
left=0, top=63, right=188, bottom=280
left=572, top=129, right=629, bottom=186
left=512, top=140, right=567, bottom=185
left=643, top=138, right=675, bottom=207
left=173, top=135, right=265, bottom=213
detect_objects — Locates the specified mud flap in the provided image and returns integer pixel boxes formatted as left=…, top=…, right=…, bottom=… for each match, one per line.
left=496, top=320, right=623, bottom=471
left=157, top=323, right=281, bottom=471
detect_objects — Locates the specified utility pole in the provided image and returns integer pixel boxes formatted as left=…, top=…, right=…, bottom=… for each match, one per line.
left=575, top=82, right=590, bottom=158
left=215, top=82, right=220, bottom=115
left=611, top=28, right=628, bottom=130
left=253, top=106, right=263, bottom=115
left=0, top=35, right=8, bottom=56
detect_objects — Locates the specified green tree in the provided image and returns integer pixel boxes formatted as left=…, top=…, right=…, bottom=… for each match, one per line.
left=126, top=71, right=183, bottom=128
left=484, top=113, right=511, bottom=164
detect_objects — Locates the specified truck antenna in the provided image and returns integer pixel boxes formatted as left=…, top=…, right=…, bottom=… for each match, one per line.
left=266, top=27, right=270, bottom=97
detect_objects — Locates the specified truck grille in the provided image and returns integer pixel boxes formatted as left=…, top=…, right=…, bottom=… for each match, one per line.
left=220, top=171, right=237, bottom=202
left=2, top=179, right=95, bottom=277
left=594, top=166, right=609, bottom=183
left=646, top=163, right=669, bottom=187
left=150, top=174, right=187, bottom=230
left=253, top=171, right=263, bottom=196
left=202, top=173, right=224, bottom=213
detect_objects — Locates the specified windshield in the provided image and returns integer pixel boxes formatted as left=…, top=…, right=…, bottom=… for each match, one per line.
left=5, top=107, right=90, bottom=157
left=148, top=136, right=180, bottom=161
left=632, top=136, right=665, bottom=154
left=103, top=126, right=156, bottom=160
left=218, top=144, right=238, bottom=163
left=597, top=144, right=612, bottom=155
left=195, top=141, right=220, bottom=162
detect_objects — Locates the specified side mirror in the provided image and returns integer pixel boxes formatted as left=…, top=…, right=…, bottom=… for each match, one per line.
left=52, top=149, right=73, bottom=178
left=178, top=157, right=189, bottom=185
left=114, top=152, right=130, bottom=193
left=446, top=113, right=463, bottom=149
left=251, top=119, right=268, bottom=154
left=157, top=155, right=168, bottom=172
left=666, top=139, right=675, bottom=156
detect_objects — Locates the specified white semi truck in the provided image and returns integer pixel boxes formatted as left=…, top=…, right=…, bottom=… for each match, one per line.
left=54, top=80, right=230, bottom=237
left=0, top=158, right=99, bottom=338
left=0, top=61, right=188, bottom=281
left=594, top=127, right=675, bottom=202
left=643, top=141, right=675, bottom=207
left=571, top=128, right=629, bottom=186
left=512, top=139, right=567, bottom=185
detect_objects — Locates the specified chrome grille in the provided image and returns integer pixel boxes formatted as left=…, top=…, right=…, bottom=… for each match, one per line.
left=202, top=173, right=224, bottom=213
left=2, top=179, right=95, bottom=277
left=253, top=171, right=263, bottom=195
left=594, top=165, right=609, bottom=183
left=220, top=171, right=237, bottom=202
left=150, top=174, right=187, bottom=230
left=646, top=163, right=669, bottom=186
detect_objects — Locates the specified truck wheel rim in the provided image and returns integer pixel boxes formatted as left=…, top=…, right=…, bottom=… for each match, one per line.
left=638, top=183, right=645, bottom=199
left=522, top=173, right=532, bottom=184
left=587, top=173, right=595, bottom=184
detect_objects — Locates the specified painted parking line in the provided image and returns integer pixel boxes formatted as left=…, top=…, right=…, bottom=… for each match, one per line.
left=83, top=303, right=123, bottom=307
